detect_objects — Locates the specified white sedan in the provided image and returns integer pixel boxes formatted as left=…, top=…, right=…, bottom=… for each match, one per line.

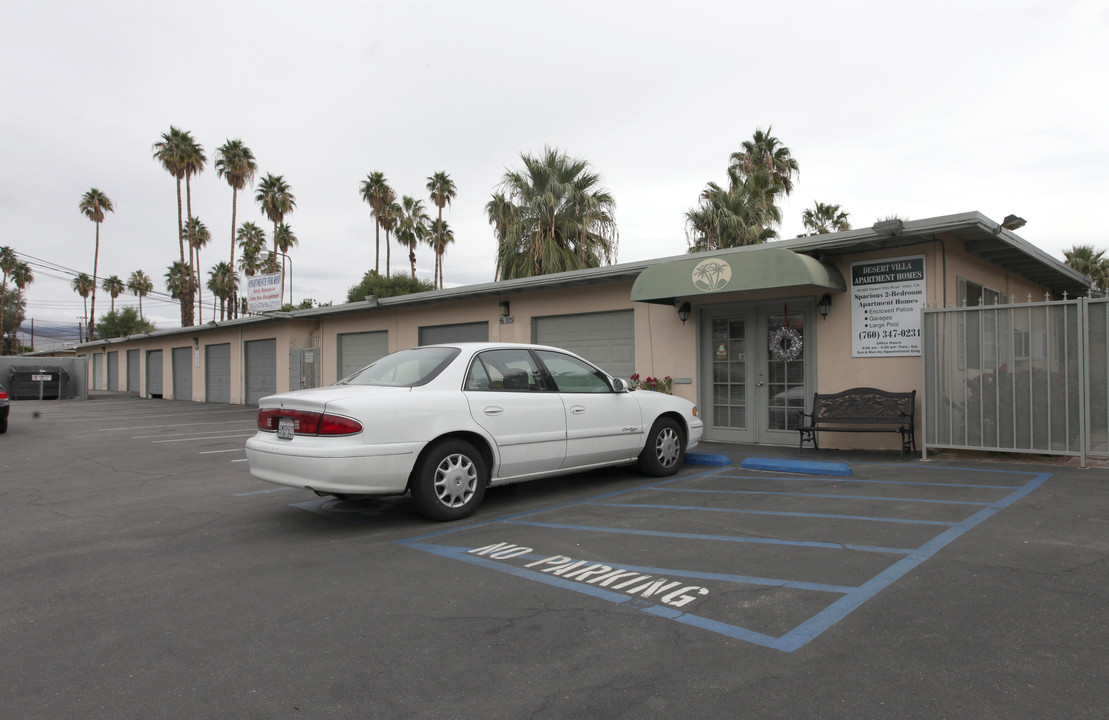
left=246, top=343, right=703, bottom=521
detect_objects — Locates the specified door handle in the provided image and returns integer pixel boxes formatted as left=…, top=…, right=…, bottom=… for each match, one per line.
left=570, top=406, right=586, bottom=415
left=484, top=407, right=504, bottom=416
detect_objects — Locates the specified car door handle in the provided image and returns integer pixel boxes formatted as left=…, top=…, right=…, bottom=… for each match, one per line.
left=569, top=405, right=586, bottom=415
left=484, top=407, right=504, bottom=416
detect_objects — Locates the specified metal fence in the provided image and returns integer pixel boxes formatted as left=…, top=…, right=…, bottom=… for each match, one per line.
left=923, top=296, right=1108, bottom=465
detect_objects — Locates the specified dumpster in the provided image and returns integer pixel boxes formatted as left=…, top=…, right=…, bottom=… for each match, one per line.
left=7, top=366, right=70, bottom=400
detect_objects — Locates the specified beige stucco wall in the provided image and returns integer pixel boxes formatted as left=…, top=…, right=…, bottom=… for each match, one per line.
left=75, top=231, right=1060, bottom=452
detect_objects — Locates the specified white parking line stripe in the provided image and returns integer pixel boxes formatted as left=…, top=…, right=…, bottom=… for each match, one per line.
left=199, top=448, right=246, bottom=454
left=151, top=434, right=256, bottom=443
left=104, top=420, right=256, bottom=431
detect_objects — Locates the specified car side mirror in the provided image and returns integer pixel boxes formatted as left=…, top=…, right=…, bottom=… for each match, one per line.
left=611, top=378, right=630, bottom=393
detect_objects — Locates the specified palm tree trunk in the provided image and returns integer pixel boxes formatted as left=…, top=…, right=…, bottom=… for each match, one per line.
left=374, top=220, right=380, bottom=275
left=386, top=229, right=392, bottom=276
left=175, top=178, right=190, bottom=327
left=89, top=223, right=100, bottom=340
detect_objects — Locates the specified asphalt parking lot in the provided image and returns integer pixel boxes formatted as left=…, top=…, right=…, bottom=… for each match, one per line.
left=2, top=394, right=1107, bottom=719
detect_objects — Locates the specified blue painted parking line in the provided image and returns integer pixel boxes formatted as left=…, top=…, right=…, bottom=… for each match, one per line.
left=396, top=465, right=1050, bottom=651
left=708, top=473, right=1023, bottom=490
left=653, top=486, right=994, bottom=506
left=503, top=519, right=920, bottom=555
left=592, top=501, right=960, bottom=527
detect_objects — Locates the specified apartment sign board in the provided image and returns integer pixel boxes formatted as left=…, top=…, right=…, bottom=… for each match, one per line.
left=850, top=256, right=925, bottom=357
left=248, top=272, right=283, bottom=313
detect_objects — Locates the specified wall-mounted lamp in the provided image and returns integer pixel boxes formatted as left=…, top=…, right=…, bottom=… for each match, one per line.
left=676, top=301, right=691, bottom=324
left=871, top=218, right=904, bottom=236
left=994, top=214, right=1027, bottom=233
left=817, top=293, right=832, bottom=320
left=192, top=336, right=199, bottom=347
left=499, top=301, right=511, bottom=317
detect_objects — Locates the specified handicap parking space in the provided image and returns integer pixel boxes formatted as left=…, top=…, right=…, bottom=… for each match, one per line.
left=398, top=458, right=1049, bottom=651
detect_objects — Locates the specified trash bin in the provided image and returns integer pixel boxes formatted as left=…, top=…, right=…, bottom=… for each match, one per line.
left=7, top=366, right=68, bottom=400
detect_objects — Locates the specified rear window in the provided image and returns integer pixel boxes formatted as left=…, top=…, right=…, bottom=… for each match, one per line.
left=339, top=347, right=459, bottom=387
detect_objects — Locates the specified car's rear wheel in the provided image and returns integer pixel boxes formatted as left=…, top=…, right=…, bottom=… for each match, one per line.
left=639, top=417, right=684, bottom=476
left=411, top=439, right=487, bottom=521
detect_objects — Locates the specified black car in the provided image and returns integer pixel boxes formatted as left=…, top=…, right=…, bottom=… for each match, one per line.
left=0, top=381, right=8, bottom=433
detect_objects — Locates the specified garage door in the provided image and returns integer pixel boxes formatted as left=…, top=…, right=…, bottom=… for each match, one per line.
left=337, top=331, right=389, bottom=379
left=126, top=349, right=139, bottom=391
left=106, top=351, right=119, bottom=391
left=171, top=347, right=193, bottom=401
left=533, top=310, right=635, bottom=379
left=92, top=353, right=104, bottom=390
left=245, top=338, right=277, bottom=405
left=419, top=321, right=489, bottom=346
left=146, top=350, right=163, bottom=398
left=205, top=343, right=231, bottom=403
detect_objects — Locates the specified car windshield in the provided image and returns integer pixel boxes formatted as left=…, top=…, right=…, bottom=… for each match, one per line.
left=339, top=347, right=460, bottom=387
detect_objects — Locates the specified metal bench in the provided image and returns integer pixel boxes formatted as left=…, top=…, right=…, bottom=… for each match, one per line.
left=797, top=387, right=916, bottom=458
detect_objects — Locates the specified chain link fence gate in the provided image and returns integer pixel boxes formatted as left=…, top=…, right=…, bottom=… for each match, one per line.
left=923, top=296, right=1109, bottom=467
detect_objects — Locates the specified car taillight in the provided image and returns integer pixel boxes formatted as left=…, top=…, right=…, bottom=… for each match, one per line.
left=317, top=414, right=363, bottom=435
left=0, top=390, right=7, bottom=400
left=257, top=409, right=362, bottom=436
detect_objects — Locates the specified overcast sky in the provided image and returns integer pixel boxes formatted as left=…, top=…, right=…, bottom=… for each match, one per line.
left=3, top=0, right=1106, bottom=342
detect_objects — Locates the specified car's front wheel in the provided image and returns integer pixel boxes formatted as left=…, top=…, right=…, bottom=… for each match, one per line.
left=639, top=417, right=685, bottom=476
left=411, top=439, right=488, bottom=521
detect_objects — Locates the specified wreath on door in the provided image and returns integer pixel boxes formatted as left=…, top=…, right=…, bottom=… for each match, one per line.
left=768, top=325, right=803, bottom=362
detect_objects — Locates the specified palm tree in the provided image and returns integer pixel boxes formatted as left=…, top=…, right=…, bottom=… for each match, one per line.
left=427, top=219, right=455, bottom=288
left=492, top=147, right=618, bottom=280
left=207, top=261, right=237, bottom=321
left=256, top=174, right=295, bottom=300
left=237, top=222, right=266, bottom=313
left=274, top=223, right=298, bottom=305
left=801, top=202, right=851, bottom=235
left=72, top=272, right=94, bottom=340
left=79, top=188, right=114, bottom=340
left=153, top=126, right=196, bottom=326
left=380, top=198, right=400, bottom=276
left=0, top=246, right=16, bottom=354
left=128, top=270, right=153, bottom=319
left=360, top=172, right=392, bottom=274
left=184, top=216, right=211, bottom=322
left=1063, top=244, right=1109, bottom=292
left=485, top=193, right=515, bottom=281
left=214, top=139, right=257, bottom=270
left=395, top=195, right=430, bottom=278
left=685, top=179, right=780, bottom=251
left=164, top=261, right=191, bottom=303
left=6, top=261, right=32, bottom=352
left=102, top=275, right=125, bottom=312
left=729, top=126, right=800, bottom=197
left=426, top=171, right=457, bottom=289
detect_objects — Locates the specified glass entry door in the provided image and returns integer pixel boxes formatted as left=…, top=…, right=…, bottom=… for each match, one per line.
left=701, top=302, right=811, bottom=444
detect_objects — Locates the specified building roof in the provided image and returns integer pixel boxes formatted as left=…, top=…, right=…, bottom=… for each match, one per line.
left=74, top=211, right=1092, bottom=349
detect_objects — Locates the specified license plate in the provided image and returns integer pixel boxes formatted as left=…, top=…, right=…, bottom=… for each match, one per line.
left=277, top=417, right=295, bottom=440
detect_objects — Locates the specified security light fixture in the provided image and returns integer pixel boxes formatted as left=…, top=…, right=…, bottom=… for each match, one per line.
left=676, top=301, right=691, bottom=324
left=871, top=219, right=904, bottom=236
left=817, top=293, right=832, bottom=320
left=499, top=301, right=511, bottom=317
left=1000, top=215, right=1026, bottom=231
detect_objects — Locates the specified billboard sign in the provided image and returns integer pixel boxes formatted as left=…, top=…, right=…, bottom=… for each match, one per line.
left=247, top=272, right=283, bottom=313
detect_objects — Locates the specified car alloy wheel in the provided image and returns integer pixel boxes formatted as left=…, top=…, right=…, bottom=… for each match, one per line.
left=639, top=417, right=685, bottom=477
left=412, top=439, right=488, bottom=521
left=433, top=453, right=478, bottom=508
left=654, top=426, right=682, bottom=469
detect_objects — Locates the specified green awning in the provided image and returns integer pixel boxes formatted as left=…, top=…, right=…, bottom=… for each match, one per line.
left=630, top=247, right=846, bottom=304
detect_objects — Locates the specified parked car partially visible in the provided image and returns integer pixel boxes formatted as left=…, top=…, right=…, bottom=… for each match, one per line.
left=0, top=382, right=9, bottom=433
left=246, top=343, right=703, bottom=521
